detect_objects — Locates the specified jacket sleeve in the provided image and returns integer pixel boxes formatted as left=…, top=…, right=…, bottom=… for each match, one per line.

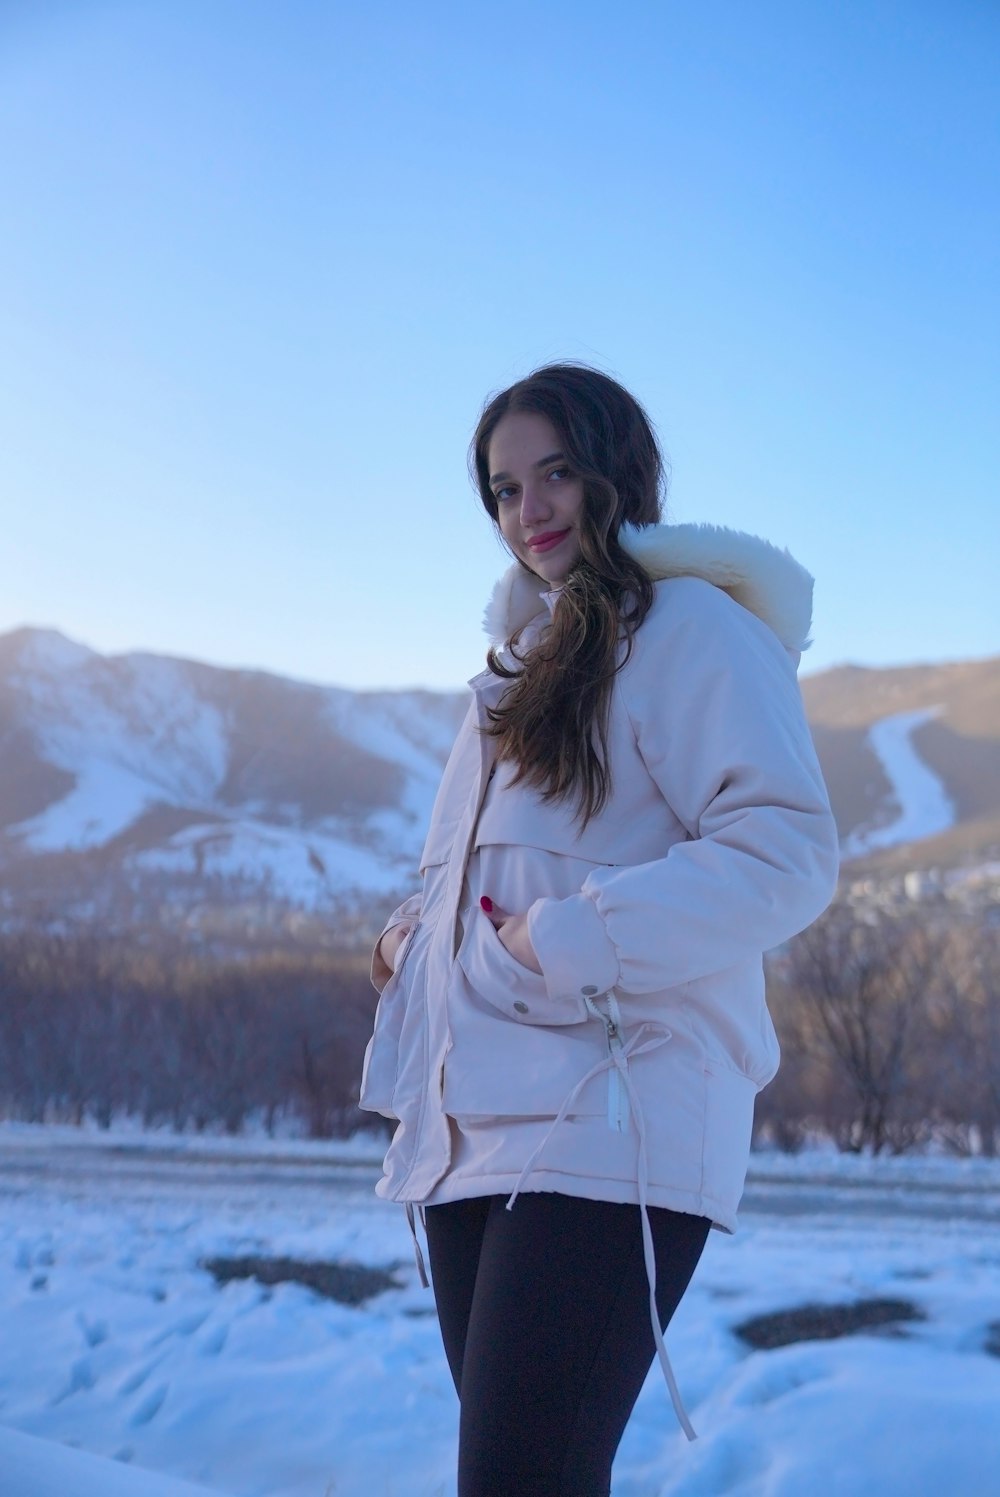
left=526, top=578, right=840, bottom=998
left=370, top=892, right=423, bottom=993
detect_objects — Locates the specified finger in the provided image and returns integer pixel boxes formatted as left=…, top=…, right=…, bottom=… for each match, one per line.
left=480, top=895, right=507, bottom=927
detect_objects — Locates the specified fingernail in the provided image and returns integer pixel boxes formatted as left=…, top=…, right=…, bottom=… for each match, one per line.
left=480, top=896, right=493, bottom=913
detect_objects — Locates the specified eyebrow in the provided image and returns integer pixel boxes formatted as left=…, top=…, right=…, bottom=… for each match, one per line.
left=489, top=451, right=566, bottom=486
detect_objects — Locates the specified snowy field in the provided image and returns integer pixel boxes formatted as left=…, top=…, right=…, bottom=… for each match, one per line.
left=2, top=1125, right=1000, bottom=1496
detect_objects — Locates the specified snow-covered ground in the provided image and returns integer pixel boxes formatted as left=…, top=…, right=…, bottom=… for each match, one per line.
left=2, top=1124, right=999, bottom=1496
left=0, top=1424, right=224, bottom=1497
left=842, top=706, right=955, bottom=859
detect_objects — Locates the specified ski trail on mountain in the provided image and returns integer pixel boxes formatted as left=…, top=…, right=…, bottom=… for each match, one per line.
left=842, top=706, right=954, bottom=859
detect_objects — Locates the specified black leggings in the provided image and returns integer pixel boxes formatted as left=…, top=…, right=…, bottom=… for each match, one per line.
left=423, top=1192, right=711, bottom=1497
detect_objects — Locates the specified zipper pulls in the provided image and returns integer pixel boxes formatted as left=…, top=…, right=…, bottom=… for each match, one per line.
left=584, top=993, right=630, bottom=1135
left=605, top=1016, right=630, bottom=1134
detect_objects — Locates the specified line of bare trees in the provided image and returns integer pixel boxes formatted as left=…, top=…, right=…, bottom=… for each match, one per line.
left=761, top=908, right=1000, bottom=1155
left=1, top=909, right=997, bottom=1153
left=0, top=930, right=383, bottom=1138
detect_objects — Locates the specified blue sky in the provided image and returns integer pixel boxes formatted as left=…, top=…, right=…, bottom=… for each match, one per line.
left=1, top=0, right=996, bottom=690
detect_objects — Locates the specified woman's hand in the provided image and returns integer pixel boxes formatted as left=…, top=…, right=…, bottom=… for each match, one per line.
left=481, top=898, right=543, bottom=974
left=375, top=923, right=412, bottom=987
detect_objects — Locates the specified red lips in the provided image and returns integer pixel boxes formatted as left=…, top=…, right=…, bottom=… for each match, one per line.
left=526, top=529, right=571, bottom=551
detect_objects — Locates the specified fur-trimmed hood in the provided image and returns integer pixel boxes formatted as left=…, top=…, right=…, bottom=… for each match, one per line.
left=482, top=522, right=814, bottom=655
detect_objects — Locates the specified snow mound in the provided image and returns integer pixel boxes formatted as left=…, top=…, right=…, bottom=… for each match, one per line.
left=0, top=1424, right=226, bottom=1497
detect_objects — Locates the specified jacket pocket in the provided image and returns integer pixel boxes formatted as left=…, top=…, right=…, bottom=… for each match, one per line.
left=363, top=828, right=454, bottom=1119
left=444, top=910, right=608, bottom=1119
left=443, top=982, right=609, bottom=1119
left=457, top=908, right=586, bottom=1027
left=358, top=923, right=422, bottom=1117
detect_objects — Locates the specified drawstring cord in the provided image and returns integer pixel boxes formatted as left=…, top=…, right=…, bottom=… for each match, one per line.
left=404, top=1201, right=429, bottom=1288
left=401, top=1000, right=697, bottom=1440
left=505, top=1001, right=698, bottom=1442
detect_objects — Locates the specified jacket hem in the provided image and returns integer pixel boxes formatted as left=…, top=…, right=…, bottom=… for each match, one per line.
left=388, top=1164, right=738, bottom=1233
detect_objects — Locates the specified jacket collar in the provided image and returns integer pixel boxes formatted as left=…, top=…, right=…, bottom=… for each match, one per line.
left=481, top=521, right=815, bottom=654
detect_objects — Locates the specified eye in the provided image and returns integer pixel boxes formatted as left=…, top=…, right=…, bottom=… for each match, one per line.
left=547, top=466, right=570, bottom=481
left=493, top=485, right=518, bottom=502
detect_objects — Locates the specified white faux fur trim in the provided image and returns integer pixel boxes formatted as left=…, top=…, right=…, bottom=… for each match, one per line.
left=482, top=522, right=814, bottom=653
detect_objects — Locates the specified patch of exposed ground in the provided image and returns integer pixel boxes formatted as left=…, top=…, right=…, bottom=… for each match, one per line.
left=201, top=1254, right=401, bottom=1306
left=734, top=1297, right=925, bottom=1350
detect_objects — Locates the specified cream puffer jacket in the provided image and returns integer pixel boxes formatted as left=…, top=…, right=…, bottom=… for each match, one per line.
left=359, top=522, right=840, bottom=1434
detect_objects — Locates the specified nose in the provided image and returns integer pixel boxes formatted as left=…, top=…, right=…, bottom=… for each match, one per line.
left=519, top=479, right=552, bottom=528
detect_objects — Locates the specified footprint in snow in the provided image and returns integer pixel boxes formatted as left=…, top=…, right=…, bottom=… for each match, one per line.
left=77, top=1312, right=109, bottom=1347
left=198, top=1322, right=228, bottom=1356
left=730, top=1350, right=828, bottom=1410
left=129, top=1382, right=169, bottom=1426
left=148, top=1308, right=211, bottom=1347
left=118, top=1355, right=167, bottom=1396
left=50, top=1355, right=98, bottom=1406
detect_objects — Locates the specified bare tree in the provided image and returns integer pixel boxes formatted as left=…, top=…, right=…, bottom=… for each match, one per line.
left=780, top=908, right=944, bottom=1154
left=929, top=926, right=1000, bottom=1156
left=0, top=929, right=381, bottom=1138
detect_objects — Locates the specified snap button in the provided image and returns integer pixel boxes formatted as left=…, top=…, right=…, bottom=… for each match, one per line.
left=581, top=985, right=599, bottom=996
left=513, top=1000, right=529, bottom=1014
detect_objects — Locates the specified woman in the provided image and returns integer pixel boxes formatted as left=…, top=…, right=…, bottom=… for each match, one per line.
left=360, top=364, right=839, bottom=1496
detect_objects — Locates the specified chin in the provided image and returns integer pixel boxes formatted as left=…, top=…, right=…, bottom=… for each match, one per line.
left=527, top=563, right=566, bottom=586
left=521, top=552, right=579, bottom=587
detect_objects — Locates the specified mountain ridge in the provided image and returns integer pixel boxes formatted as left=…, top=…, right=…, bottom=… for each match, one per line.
left=1, top=627, right=996, bottom=936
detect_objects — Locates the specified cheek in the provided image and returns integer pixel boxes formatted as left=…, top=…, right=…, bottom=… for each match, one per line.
left=497, top=514, right=520, bottom=550
left=496, top=509, right=521, bottom=548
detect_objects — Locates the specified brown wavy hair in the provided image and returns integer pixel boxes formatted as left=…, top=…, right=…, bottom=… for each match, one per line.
left=470, top=363, right=665, bottom=828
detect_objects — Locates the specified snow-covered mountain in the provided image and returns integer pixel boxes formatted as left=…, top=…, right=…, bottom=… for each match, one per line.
left=0, top=628, right=997, bottom=934
left=0, top=627, right=467, bottom=931
left=802, top=655, right=1000, bottom=876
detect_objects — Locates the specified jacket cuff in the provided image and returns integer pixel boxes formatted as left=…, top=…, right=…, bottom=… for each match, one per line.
left=527, top=893, right=621, bottom=1003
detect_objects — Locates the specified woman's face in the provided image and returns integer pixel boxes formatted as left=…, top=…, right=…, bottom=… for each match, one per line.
left=486, top=411, right=586, bottom=586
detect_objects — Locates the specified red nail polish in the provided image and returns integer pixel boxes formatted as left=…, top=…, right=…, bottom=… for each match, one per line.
left=480, top=896, right=493, bottom=913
